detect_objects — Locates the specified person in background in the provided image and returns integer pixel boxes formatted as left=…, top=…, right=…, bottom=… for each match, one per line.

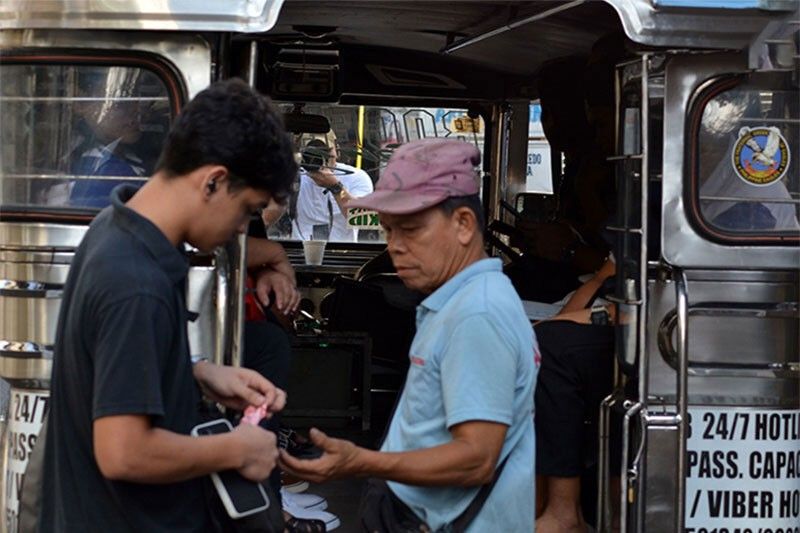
left=291, top=131, right=373, bottom=242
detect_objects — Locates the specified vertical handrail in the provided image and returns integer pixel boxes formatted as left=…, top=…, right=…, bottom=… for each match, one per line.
left=619, top=400, right=643, bottom=533
left=224, top=41, right=259, bottom=369
left=213, top=247, right=229, bottom=366
left=596, top=392, right=616, bottom=532
left=638, top=53, right=650, bottom=401
left=673, top=268, right=689, bottom=532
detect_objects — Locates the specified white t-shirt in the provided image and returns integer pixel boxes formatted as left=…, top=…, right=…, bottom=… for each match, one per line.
left=292, top=162, right=374, bottom=242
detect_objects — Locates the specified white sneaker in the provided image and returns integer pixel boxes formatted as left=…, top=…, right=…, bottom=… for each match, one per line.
left=282, top=479, right=310, bottom=493
left=281, top=488, right=328, bottom=511
left=283, top=499, right=340, bottom=531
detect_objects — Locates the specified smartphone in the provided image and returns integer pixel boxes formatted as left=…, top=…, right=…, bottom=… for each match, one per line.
left=191, top=419, right=270, bottom=519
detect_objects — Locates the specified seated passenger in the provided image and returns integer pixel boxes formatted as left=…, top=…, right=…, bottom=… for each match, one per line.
left=291, top=132, right=374, bottom=242
left=534, top=258, right=617, bottom=533
left=68, top=69, right=149, bottom=208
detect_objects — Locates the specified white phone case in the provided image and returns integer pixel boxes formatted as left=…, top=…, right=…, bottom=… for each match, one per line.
left=191, top=419, right=271, bottom=519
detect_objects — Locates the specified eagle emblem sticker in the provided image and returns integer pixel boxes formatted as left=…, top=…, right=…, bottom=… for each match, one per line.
left=731, top=126, right=790, bottom=186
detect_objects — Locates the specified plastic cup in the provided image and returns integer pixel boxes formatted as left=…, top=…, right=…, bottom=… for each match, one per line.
left=302, top=240, right=326, bottom=265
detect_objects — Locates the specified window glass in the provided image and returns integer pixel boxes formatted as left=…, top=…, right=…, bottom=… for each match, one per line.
left=695, top=76, right=799, bottom=235
left=525, top=102, right=553, bottom=194
left=0, top=64, right=174, bottom=212
left=266, top=104, right=484, bottom=243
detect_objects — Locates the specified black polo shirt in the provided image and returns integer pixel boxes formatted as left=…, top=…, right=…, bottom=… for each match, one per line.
left=39, top=185, right=209, bottom=532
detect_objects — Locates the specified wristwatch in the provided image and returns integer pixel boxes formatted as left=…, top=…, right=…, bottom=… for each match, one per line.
left=325, top=181, right=344, bottom=196
left=590, top=304, right=609, bottom=326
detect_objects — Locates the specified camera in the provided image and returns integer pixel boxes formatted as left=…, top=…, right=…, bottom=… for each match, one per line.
left=300, top=139, right=332, bottom=172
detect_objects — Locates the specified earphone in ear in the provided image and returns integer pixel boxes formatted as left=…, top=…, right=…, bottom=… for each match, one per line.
left=207, top=179, right=217, bottom=193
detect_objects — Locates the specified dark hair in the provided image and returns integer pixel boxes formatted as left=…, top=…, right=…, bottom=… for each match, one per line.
left=156, top=78, right=297, bottom=204
left=437, top=194, right=485, bottom=233
left=584, top=32, right=628, bottom=108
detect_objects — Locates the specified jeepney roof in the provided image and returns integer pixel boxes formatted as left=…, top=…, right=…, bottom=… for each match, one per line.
left=264, top=0, right=797, bottom=78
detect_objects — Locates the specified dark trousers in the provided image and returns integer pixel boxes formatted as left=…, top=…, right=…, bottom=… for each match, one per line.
left=243, top=318, right=292, bottom=504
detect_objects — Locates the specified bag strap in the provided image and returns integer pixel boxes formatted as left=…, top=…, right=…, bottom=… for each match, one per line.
left=450, top=455, right=509, bottom=533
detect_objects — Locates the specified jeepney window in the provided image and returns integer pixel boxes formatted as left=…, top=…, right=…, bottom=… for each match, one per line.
left=526, top=102, right=553, bottom=194
left=692, top=74, right=799, bottom=238
left=0, top=63, right=174, bottom=213
left=267, top=104, right=485, bottom=243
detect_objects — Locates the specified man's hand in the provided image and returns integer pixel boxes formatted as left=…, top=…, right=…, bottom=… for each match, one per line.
left=308, top=167, right=339, bottom=189
left=193, top=362, right=287, bottom=413
left=278, top=428, right=362, bottom=483
left=255, top=269, right=300, bottom=315
left=232, top=423, right=279, bottom=481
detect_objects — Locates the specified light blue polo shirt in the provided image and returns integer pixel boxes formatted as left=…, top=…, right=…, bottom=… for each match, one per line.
left=382, top=258, right=537, bottom=532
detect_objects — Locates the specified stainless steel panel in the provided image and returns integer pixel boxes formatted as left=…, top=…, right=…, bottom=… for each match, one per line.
left=606, top=0, right=796, bottom=49
left=0, top=30, right=211, bottom=99
left=660, top=52, right=800, bottom=269
left=0, top=223, right=85, bottom=251
left=0, top=295, right=61, bottom=348
left=647, top=272, right=799, bottom=407
left=0, top=0, right=285, bottom=33
left=0, top=264, right=71, bottom=286
left=641, top=424, right=680, bottom=532
left=0, top=355, right=51, bottom=386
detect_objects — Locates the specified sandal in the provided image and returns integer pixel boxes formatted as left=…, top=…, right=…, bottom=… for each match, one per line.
left=285, top=516, right=327, bottom=533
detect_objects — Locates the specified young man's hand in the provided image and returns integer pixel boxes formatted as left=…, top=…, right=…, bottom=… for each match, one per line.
left=232, top=423, right=279, bottom=481
left=255, top=269, right=300, bottom=315
left=193, top=362, right=287, bottom=413
left=278, top=427, right=361, bottom=483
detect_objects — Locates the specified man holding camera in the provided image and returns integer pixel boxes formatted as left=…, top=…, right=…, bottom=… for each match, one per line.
left=291, top=133, right=373, bottom=242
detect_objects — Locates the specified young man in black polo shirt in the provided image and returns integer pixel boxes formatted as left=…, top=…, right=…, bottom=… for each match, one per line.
left=38, top=79, right=298, bottom=532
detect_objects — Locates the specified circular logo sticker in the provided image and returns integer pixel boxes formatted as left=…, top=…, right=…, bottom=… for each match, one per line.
left=731, top=126, right=791, bottom=187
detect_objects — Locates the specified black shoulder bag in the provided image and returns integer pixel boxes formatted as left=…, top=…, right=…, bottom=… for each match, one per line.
left=358, top=457, right=508, bottom=533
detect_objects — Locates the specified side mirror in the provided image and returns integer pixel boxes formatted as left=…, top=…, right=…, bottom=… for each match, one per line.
left=282, top=112, right=331, bottom=134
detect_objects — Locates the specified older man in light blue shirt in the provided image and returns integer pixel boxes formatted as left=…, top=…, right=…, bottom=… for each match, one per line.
left=280, top=138, right=537, bottom=532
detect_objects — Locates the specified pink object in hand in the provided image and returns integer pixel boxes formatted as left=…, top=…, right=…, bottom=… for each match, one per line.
left=240, top=404, right=268, bottom=426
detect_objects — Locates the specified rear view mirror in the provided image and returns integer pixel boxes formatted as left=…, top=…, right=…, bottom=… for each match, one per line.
left=282, top=112, right=330, bottom=134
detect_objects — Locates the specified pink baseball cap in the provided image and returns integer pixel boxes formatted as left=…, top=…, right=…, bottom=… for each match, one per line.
left=347, top=138, right=481, bottom=215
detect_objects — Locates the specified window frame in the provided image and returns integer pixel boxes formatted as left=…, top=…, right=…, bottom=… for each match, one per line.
left=685, top=74, right=799, bottom=246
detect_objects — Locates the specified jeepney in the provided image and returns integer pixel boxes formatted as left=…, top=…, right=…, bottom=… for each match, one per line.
left=0, top=1, right=797, bottom=531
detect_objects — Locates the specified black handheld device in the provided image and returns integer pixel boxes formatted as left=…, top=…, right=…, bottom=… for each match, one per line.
left=191, top=419, right=270, bottom=519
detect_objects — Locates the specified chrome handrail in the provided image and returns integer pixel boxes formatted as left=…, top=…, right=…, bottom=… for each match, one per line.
left=673, top=269, right=689, bottom=533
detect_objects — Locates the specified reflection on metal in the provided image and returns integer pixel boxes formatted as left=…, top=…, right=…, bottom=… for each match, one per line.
left=0, top=280, right=61, bottom=298
left=658, top=301, right=800, bottom=378
left=1, top=296, right=62, bottom=348
left=186, top=266, right=216, bottom=361
left=0, top=30, right=211, bottom=99
left=0, top=342, right=52, bottom=386
left=0, top=223, right=86, bottom=250
left=213, top=247, right=229, bottom=368
left=228, top=234, right=247, bottom=370
left=441, top=0, right=586, bottom=55
left=0, top=341, right=51, bottom=358
left=0, top=0, right=286, bottom=33
left=3, top=174, right=149, bottom=182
